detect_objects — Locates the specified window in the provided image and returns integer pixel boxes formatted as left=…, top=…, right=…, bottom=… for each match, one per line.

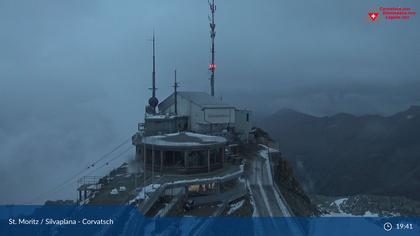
left=246, top=113, right=249, bottom=122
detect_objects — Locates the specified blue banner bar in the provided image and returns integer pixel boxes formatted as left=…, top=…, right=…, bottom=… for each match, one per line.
left=1, top=205, right=419, bottom=236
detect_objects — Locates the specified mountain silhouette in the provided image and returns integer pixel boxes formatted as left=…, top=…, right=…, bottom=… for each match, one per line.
left=261, top=106, right=420, bottom=201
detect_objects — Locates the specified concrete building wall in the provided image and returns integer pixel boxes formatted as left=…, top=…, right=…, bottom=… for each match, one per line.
left=144, top=116, right=189, bottom=136
left=233, top=109, right=252, bottom=141
left=203, top=108, right=235, bottom=124
left=159, top=95, right=188, bottom=114
left=159, top=94, right=235, bottom=133
left=189, top=101, right=202, bottom=131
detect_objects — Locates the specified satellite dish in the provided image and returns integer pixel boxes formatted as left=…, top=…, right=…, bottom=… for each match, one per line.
left=148, top=97, right=159, bottom=108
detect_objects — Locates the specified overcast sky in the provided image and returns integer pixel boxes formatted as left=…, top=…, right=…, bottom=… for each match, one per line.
left=0, top=0, right=419, bottom=204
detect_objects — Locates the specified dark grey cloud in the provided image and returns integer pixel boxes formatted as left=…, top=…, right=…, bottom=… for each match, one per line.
left=0, top=0, right=419, bottom=203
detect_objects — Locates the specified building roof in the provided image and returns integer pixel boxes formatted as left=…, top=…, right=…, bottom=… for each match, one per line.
left=178, top=92, right=231, bottom=108
left=159, top=91, right=234, bottom=111
left=145, top=113, right=188, bottom=120
left=141, top=132, right=226, bottom=149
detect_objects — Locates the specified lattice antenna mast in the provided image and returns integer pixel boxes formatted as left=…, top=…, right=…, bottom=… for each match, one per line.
left=208, top=0, right=216, bottom=96
left=152, top=32, right=156, bottom=98
left=147, top=32, right=159, bottom=114
left=173, top=69, right=179, bottom=115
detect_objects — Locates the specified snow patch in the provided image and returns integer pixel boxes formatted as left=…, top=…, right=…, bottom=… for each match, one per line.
left=135, top=184, right=161, bottom=200
left=363, top=211, right=379, bottom=217
left=323, top=198, right=382, bottom=217
left=141, top=132, right=226, bottom=147
left=227, top=200, right=245, bottom=215
left=119, top=186, right=127, bottom=192
left=110, top=188, right=119, bottom=195
left=332, top=197, right=348, bottom=213
left=323, top=211, right=380, bottom=217
left=170, top=165, right=243, bottom=185
left=246, top=181, right=258, bottom=217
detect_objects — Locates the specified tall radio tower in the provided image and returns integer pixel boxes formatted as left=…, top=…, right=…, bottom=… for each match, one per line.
left=208, top=0, right=216, bottom=96
left=147, top=32, right=159, bottom=114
